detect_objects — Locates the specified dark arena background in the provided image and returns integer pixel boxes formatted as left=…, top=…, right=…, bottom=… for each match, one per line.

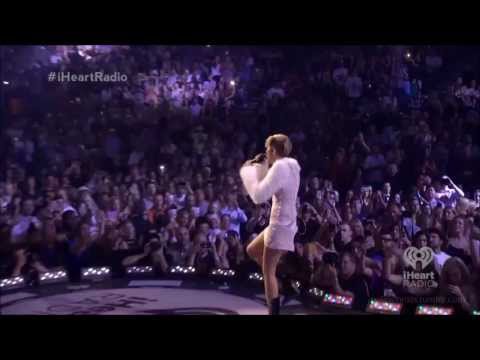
left=1, top=45, right=480, bottom=316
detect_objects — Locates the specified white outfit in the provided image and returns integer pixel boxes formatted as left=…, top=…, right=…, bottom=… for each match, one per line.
left=239, top=157, right=301, bottom=251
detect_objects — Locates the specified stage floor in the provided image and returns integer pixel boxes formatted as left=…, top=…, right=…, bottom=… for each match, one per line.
left=0, top=277, right=360, bottom=315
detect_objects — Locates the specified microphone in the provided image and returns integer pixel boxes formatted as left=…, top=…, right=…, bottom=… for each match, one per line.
left=251, top=153, right=266, bottom=164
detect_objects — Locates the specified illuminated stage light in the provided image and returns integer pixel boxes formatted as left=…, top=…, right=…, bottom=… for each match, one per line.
left=126, top=266, right=154, bottom=275
left=39, top=269, right=68, bottom=285
left=0, top=276, right=25, bottom=290
left=248, top=272, right=264, bottom=281
left=367, top=299, right=403, bottom=315
left=308, top=287, right=324, bottom=298
left=169, top=266, right=196, bottom=275
left=82, top=267, right=111, bottom=280
left=416, top=305, right=454, bottom=316
left=210, top=268, right=236, bottom=278
left=322, top=293, right=353, bottom=308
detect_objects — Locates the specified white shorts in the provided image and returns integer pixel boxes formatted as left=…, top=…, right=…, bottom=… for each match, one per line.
left=263, top=223, right=297, bottom=252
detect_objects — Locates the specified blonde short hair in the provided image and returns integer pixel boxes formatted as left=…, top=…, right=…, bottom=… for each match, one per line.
left=265, top=134, right=292, bottom=157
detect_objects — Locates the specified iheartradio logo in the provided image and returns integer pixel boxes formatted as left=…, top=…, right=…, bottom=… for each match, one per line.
left=403, top=247, right=434, bottom=271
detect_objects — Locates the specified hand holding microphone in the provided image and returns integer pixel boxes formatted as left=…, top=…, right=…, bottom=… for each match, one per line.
left=246, top=153, right=267, bottom=166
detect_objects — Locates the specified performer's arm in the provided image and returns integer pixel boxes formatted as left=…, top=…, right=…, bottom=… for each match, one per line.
left=244, top=161, right=286, bottom=204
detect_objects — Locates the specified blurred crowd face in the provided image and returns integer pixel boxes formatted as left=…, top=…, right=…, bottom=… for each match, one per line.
left=340, top=223, right=353, bottom=243
left=177, top=211, right=189, bottom=227
left=414, top=232, right=428, bottom=248
left=426, top=186, right=436, bottom=200
left=23, top=199, right=35, bottom=216
left=147, top=183, right=157, bottom=197
left=221, top=215, right=231, bottom=229
left=122, top=221, right=136, bottom=239
left=351, top=220, right=363, bottom=237
left=177, top=227, right=190, bottom=243
left=353, top=199, right=362, bottom=214
left=445, top=207, right=456, bottom=221
left=324, top=180, right=333, bottom=191
left=381, top=234, right=396, bottom=254
left=388, top=204, right=402, bottom=223
left=154, top=194, right=164, bottom=209
left=199, top=222, right=210, bottom=235
left=428, top=231, right=442, bottom=251
left=394, top=193, right=401, bottom=204
left=167, top=209, right=177, bottom=222
left=185, top=194, right=195, bottom=207
left=383, top=182, right=391, bottom=194
left=195, top=189, right=206, bottom=203
left=327, top=191, right=336, bottom=205
left=345, top=190, right=354, bottom=203
left=410, top=198, right=420, bottom=214
left=452, top=217, right=465, bottom=237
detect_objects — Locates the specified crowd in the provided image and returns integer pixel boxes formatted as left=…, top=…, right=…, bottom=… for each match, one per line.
left=1, top=45, right=479, bottom=315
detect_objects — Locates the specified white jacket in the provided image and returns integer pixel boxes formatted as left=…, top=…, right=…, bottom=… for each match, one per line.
left=240, top=157, right=301, bottom=227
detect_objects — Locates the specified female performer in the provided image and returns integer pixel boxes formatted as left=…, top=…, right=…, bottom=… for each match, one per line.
left=240, top=134, right=301, bottom=315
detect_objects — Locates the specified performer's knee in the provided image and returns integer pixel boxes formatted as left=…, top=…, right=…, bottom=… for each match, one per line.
left=246, top=243, right=257, bottom=260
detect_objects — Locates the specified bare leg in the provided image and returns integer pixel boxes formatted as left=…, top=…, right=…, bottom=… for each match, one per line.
left=263, top=246, right=286, bottom=307
left=246, top=231, right=265, bottom=267
left=32, top=261, right=48, bottom=273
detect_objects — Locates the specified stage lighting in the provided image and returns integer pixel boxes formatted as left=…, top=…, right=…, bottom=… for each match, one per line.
left=82, top=267, right=111, bottom=280
left=210, top=268, right=236, bottom=277
left=0, top=276, right=25, bottom=290
left=416, top=305, right=453, bottom=316
left=170, top=266, right=196, bottom=274
left=39, top=269, right=68, bottom=285
left=322, top=293, right=353, bottom=308
left=3, top=81, right=9, bottom=85
left=473, top=310, right=480, bottom=316
left=367, top=299, right=402, bottom=315
left=308, top=287, right=324, bottom=298
left=291, top=280, right=301, bottom=293
left=248, top=272, right=263, bottom=281
left=126, top=266, right=154, bottom=275
left=406, top=52, right=412, bottom=59
left=230, top=80, right=236, bottom=86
